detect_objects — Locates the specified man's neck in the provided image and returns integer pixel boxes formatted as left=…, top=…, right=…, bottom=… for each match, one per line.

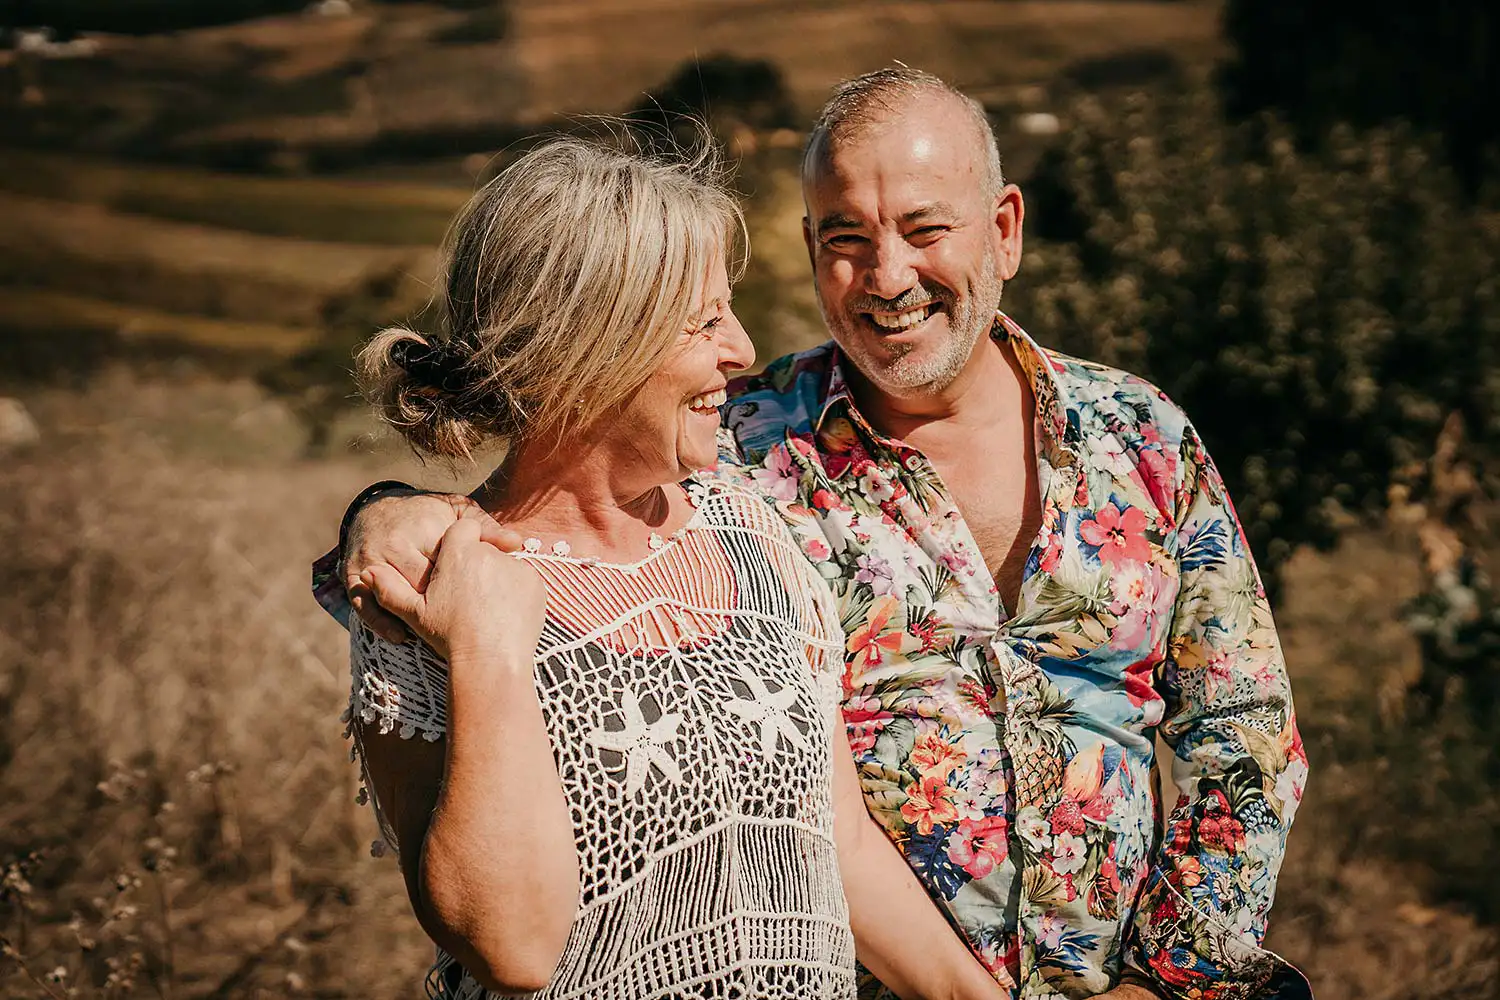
left=849, top=335, right=1025, bottom=446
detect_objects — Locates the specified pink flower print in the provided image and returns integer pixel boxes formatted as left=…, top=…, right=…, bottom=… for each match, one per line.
left=1039, top=535, right=1064, bottom=574
left=1051, top=831, right=1087, bottom=875
left=1137, top=445, right=1174, bottom=510
left=946, top=815, right=1010, bottom=879
left=1037, top=912, right=1069, bottom=950
left=1079, top=503, right=1151, bottom=565
left=858, top=466, right=896, bottom=504
left=843, top=697, right=894, bottom=755
left=750, top=446, right=801, bottom=501
left=940, top=548, right=973, bottom=575
left=854, top=551, right=898, bottom=596
left=803, top=537, right=832, bottom=562
left=1203, top=650, right=1237, bottom=702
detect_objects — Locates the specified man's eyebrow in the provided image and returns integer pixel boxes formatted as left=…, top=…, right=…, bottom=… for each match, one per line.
left=815, top=213, right=862, bottom=236
left=901, top=202, right=959, bottom=224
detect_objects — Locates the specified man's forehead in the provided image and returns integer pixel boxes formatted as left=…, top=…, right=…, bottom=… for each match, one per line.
left=803, top=128, right=984, bottom=219
left=807, top=102, right=984, bottom=188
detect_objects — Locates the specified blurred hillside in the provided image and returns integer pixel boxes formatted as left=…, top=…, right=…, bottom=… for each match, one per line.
left=0, top=0, right=1220, bottom=431
left=3, top=2, right=1220, bottom=166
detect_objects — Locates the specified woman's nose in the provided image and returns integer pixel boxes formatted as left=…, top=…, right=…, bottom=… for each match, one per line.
left=717, top=307, right=756, bottom=372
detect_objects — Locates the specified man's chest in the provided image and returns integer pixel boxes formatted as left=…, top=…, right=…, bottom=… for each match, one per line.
left=921, top=450, right=1040, bottom=614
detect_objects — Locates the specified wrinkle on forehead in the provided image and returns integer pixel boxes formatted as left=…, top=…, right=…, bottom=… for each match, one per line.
left=803, top=100, right=989, bottom=204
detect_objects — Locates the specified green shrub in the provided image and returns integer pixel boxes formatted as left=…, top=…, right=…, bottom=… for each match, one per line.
left=1219, top=0, right=1500, bottom=195
left=1013, top=86, right=1500, bottom=594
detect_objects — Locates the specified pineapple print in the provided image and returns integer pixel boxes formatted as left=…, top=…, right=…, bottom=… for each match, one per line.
left=1009, top=675, right=1077, bottom=810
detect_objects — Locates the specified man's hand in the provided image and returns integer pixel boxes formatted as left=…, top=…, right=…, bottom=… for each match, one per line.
left=342, top=493, right=523, bottom=643
left=359, top=518, right=546, bottom=661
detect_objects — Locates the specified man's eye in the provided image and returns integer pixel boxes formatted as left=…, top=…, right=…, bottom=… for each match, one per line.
left=824, top=234, right=865, bottom=249
left=697, top=317, right=723, bottom=336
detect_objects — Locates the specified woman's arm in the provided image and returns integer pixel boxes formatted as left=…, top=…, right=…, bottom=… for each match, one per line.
left=358, top=519, right=578, bottom=993
left=831, top=713, right=1010, bottom=1000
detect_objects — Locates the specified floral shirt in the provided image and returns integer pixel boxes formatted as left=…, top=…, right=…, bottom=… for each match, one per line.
left=714, top=315, right=1309, bottom=1000
left=312, top=314, right=1310, bottom=1000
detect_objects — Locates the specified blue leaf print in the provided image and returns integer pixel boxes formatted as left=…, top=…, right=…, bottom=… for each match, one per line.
left=1179, top=520, right=1229, bottom=571
left=903, top=825, right=969, bottom=901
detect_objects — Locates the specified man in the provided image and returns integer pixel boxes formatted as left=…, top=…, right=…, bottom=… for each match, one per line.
left=319, top=69, right=1309, bottom=1000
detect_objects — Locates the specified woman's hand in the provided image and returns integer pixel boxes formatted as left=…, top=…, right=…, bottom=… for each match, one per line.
left=360, top=517, right=545, bottom=662
left=344, top=491, right=525, bottom=644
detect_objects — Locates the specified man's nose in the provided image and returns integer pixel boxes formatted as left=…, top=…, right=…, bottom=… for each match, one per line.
left=864, top=235, right=918, bottom=300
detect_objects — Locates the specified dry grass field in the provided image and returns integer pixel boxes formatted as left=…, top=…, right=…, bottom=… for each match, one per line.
left=0, top=367, right=1495, bottom=1000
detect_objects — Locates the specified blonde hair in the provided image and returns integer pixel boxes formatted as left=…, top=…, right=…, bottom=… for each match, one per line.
left=358, top=131, right=746, bottom=461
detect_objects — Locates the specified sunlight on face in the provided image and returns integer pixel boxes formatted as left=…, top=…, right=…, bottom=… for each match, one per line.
left=612, top=257, right=754, bottom=481
left=804, top=95, right=1008, bottom=397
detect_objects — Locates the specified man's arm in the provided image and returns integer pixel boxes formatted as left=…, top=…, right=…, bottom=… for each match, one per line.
left=312, top=482, right=521, bottom=641
left=1126, top=420, right=1312, bottom=1000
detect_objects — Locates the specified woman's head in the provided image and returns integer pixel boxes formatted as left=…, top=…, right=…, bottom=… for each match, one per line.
left=358, top=132, right=751, bottom=466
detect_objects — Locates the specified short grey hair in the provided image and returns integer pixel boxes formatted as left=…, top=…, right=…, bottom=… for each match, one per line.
left=804, top=67, right=1004, bottom=193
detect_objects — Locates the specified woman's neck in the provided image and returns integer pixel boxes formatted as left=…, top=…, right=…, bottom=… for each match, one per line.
left=472, top=434, right=692, bottom=559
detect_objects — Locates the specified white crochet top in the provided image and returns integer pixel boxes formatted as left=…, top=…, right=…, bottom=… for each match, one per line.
left=347, top=478, right=857, bottom=1000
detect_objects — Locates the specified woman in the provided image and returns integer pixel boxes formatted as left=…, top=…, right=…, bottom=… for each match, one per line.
left=346, top=134, right=1004, bottom=1000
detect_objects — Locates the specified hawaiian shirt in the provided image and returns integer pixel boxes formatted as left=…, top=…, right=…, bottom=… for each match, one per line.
left=714, top=315, right=1310, bottom=1000
left=312, top=314, right=1311, bottom=1000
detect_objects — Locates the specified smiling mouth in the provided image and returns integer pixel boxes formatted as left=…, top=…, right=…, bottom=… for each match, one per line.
left=866, top=302, right=941, bottom=333
left=688, top=387, right=726, bottom=414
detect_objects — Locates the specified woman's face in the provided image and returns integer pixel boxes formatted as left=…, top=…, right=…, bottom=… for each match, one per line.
left=612, top=256, right=754, bottom=480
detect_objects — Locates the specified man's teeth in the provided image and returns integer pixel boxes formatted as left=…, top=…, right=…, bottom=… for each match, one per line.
left=871, top=306, right=932, bottom=331
left=689, top=388, right=727, bottom=411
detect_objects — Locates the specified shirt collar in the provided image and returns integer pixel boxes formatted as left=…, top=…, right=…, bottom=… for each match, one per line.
left=813, top=312, right=1077, bottom=456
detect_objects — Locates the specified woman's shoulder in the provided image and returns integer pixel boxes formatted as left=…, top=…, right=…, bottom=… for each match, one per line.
left=685, top=471, right=790, bottom=537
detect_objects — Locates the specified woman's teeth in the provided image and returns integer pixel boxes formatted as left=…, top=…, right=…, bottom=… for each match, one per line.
left=688, top=388, right=726, bottom=412
left=870, top=305, right=934, bottom=331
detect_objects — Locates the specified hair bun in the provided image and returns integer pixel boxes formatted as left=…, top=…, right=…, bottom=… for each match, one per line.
left=391, top=338, right=471, bottom=395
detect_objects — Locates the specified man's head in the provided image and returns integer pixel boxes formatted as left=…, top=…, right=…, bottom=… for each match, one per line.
left=801, top=68, right=1024, bottom=398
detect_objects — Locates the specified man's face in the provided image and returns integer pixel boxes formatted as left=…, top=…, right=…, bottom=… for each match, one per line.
left=802, top=95, right=1023, bottom=398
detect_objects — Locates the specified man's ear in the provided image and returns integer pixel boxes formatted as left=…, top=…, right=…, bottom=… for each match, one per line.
left=994, top=184, right=1025, bottom=281
left=802, top=216, right=816, bottom=268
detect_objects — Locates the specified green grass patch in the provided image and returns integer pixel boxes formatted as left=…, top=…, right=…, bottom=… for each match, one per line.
left=0, top=287, right=320, bottom=355
left=0, top=150, right=467, bottom=246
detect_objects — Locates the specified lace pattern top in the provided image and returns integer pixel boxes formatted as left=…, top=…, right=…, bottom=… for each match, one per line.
left=347, top=478, right=857, bottom=1000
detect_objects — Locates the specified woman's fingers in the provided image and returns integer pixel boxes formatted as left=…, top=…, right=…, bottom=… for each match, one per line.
left=477, top=519, right=527, bottom=553
left=361, top=564, right=426, bottom=629
left=350, top=587, right=412, bottom=645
